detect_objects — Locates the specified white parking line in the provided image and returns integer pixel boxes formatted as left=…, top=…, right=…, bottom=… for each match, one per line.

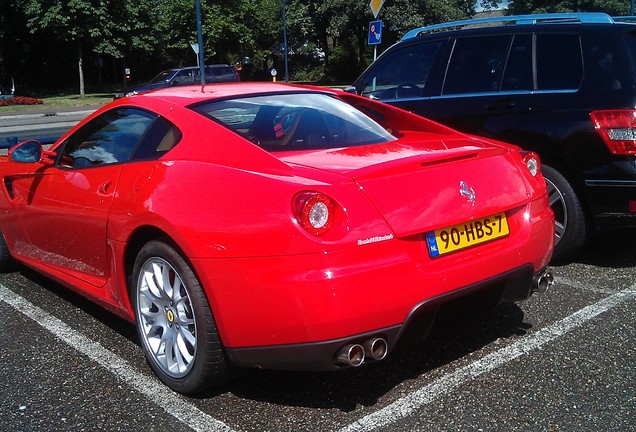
left=0, top=284, right=233, bottom=432
left=339, top=285, right=636, bottom=432
left=556, top=275, right=621, bottom=295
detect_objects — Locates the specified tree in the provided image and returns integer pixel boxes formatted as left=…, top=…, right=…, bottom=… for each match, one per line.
left=24, top=0, right=158, bottom=96
left=11, top=0, right=484, bottom=91
left=285, top=0, right=479, bottom=82
left=153, top=0, right=283, bottom=80
left=507, top=0, right=629, bottom=15
left=0, top=0, right=29, bottom=92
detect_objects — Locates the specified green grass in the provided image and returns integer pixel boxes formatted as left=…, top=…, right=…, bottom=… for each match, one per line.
left=0, top=93, right=112, bottom=113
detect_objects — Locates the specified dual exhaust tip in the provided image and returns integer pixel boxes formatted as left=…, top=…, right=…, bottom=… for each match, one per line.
left=533, top=268, right=554, bottom=293
left=336, top=337, right=388, bottom=367
left=337, top=269, right=554, bottom=367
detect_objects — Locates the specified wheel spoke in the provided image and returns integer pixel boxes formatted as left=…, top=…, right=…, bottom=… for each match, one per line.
left=142, top=267, right=163, bottom=300
left=177, top=333, right=195, bottom=366
left=162, top=330, right=175, bottom=371
left=171, top=276, right=183, bottom=304
left=555, top=221, right=566, bottom=240
left=176, top=313, right=194, bottom=327
left=178, top=325, right=196, bottom=348
left=548, top=187, right=561, bottom=208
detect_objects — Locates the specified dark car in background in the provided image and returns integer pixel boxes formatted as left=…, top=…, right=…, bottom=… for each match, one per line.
left=350, top=13, right=636, bottom=260
left=114, top=64, right=239, bottom=99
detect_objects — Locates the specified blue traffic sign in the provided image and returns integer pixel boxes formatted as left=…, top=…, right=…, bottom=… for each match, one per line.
left=368, top=20, right=382, bottom=45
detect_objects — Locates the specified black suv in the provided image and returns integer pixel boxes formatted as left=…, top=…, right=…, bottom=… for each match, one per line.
left=350, top=13, right=636, bottom=260
left=114, top=64, right=240, bottom=99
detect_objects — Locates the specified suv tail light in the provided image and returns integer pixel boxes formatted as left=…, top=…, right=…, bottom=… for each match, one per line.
left=590, top=110, right=636, bottom=155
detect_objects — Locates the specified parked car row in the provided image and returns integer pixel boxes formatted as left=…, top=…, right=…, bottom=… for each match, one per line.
left=349, top=12, right=636, bottom=260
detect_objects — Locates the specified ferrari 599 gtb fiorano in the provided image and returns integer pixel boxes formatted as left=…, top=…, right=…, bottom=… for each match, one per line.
left=0, top=83, right=554, bottom=394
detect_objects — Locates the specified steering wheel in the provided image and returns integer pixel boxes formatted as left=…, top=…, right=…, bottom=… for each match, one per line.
left=395, top=82, right=420, bottom=98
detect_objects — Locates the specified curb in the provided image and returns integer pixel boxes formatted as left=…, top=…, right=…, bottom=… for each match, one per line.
left=0, top=109, right=98, bottom=121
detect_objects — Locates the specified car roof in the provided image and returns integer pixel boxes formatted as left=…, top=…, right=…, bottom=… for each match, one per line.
left=133, top=82, right=334, bottom=106
left=401, top=12, right=634, bottom=41
left=171, top=64, right=234, bottom=71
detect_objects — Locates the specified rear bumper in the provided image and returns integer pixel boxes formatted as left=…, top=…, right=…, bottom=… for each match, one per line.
left=584, top=161, right=636, bottom=224
left=191, top=198, right=553, bottom=358
left=225, top=265, right=550, bottom=371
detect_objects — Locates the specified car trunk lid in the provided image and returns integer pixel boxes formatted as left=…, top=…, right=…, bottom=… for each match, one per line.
left=281, top=138, right=531, bottom=237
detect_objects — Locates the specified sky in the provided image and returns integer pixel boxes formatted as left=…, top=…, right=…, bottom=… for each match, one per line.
left=476, top=1, right=509, bottom=11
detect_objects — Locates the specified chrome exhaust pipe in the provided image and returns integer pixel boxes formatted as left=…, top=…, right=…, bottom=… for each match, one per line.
left=336, top=344, right=365, bottom=367
left=363, top=338, right=388, bottom=361
left=533, top=269, right=554, bottom=293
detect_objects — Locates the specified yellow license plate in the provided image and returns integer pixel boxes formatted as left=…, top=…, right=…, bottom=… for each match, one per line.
left=426, top=213, right=509, bottom=257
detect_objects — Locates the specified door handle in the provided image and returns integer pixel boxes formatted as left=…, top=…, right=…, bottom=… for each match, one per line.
left=97, top=180, right=112, bottom=196
left=486, top=99, right=517, bottom=112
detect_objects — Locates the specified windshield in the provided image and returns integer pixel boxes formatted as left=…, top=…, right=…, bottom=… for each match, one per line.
left=192, top=93, right=396, bottom=151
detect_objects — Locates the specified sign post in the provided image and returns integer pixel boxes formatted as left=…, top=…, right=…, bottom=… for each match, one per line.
left=368, top=0, right=385, bottom=61
left=190, top=43, right=200, bottom=68
left=195, top=0, right=205, bottom=84
left=368, top=20, right=383, bottom=60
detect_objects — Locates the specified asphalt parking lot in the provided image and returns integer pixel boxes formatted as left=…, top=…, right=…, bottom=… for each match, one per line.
left=1, top=227, right=635, bottom=432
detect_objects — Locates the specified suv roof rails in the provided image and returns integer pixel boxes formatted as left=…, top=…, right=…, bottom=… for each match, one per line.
left=613, top=16, right=636, bottom=23
left=401, top=12, right=614, bottom=41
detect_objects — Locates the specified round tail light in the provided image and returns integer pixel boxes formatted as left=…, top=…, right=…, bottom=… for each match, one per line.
left=294, top=192, right=336, bottom=236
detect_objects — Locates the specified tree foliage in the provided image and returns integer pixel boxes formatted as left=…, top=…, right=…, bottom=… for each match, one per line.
left=3, top=0, right=485, bottom=94
left=507, top=0, right=629, bottom=15
left=23, top=0, right=158, bottom=95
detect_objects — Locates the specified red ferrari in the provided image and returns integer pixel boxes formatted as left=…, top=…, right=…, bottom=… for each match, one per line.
left=0, top=83, right=554, bottom=394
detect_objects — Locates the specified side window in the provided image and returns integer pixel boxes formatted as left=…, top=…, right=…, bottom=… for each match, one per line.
left=501, top=34, right=533, bottom=91
left=360, top=41, right=443, bottom=100
left=536, top=34, right=583, bottom=90
left=131, top=117, right=183, bottom=160
left=205, top=66, right=239, bottom=82
left=622, top=31, right=636, bottom=84
left=173, top=69, right=197, bottom=85
left=58, top=108, right=155, bottom=168
left=443, top=35, right=511, bottom=95
left=585, top=34, right=632, bottom=91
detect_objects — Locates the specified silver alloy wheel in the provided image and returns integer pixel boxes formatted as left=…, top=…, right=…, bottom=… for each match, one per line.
left=136, top=257, right=197, bottom=378
left=545, top=176, right=567, bottom=246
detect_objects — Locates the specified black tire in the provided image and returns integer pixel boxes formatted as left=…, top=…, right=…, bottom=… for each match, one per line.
left=131, top=240, right=233, bottom=394
left=542, top=165, right=587, bottom=261
left=0, top=232, right=14, bottom=272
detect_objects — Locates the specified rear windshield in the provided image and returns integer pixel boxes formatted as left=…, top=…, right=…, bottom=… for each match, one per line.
left=192, top=93, right=396, bottom=151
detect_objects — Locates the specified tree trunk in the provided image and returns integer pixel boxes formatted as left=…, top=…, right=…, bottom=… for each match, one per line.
left=78, top=41, right=85, bottom=98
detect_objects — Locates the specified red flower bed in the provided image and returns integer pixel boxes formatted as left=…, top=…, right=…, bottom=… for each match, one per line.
left=0, top=96, right=44, bottom=106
